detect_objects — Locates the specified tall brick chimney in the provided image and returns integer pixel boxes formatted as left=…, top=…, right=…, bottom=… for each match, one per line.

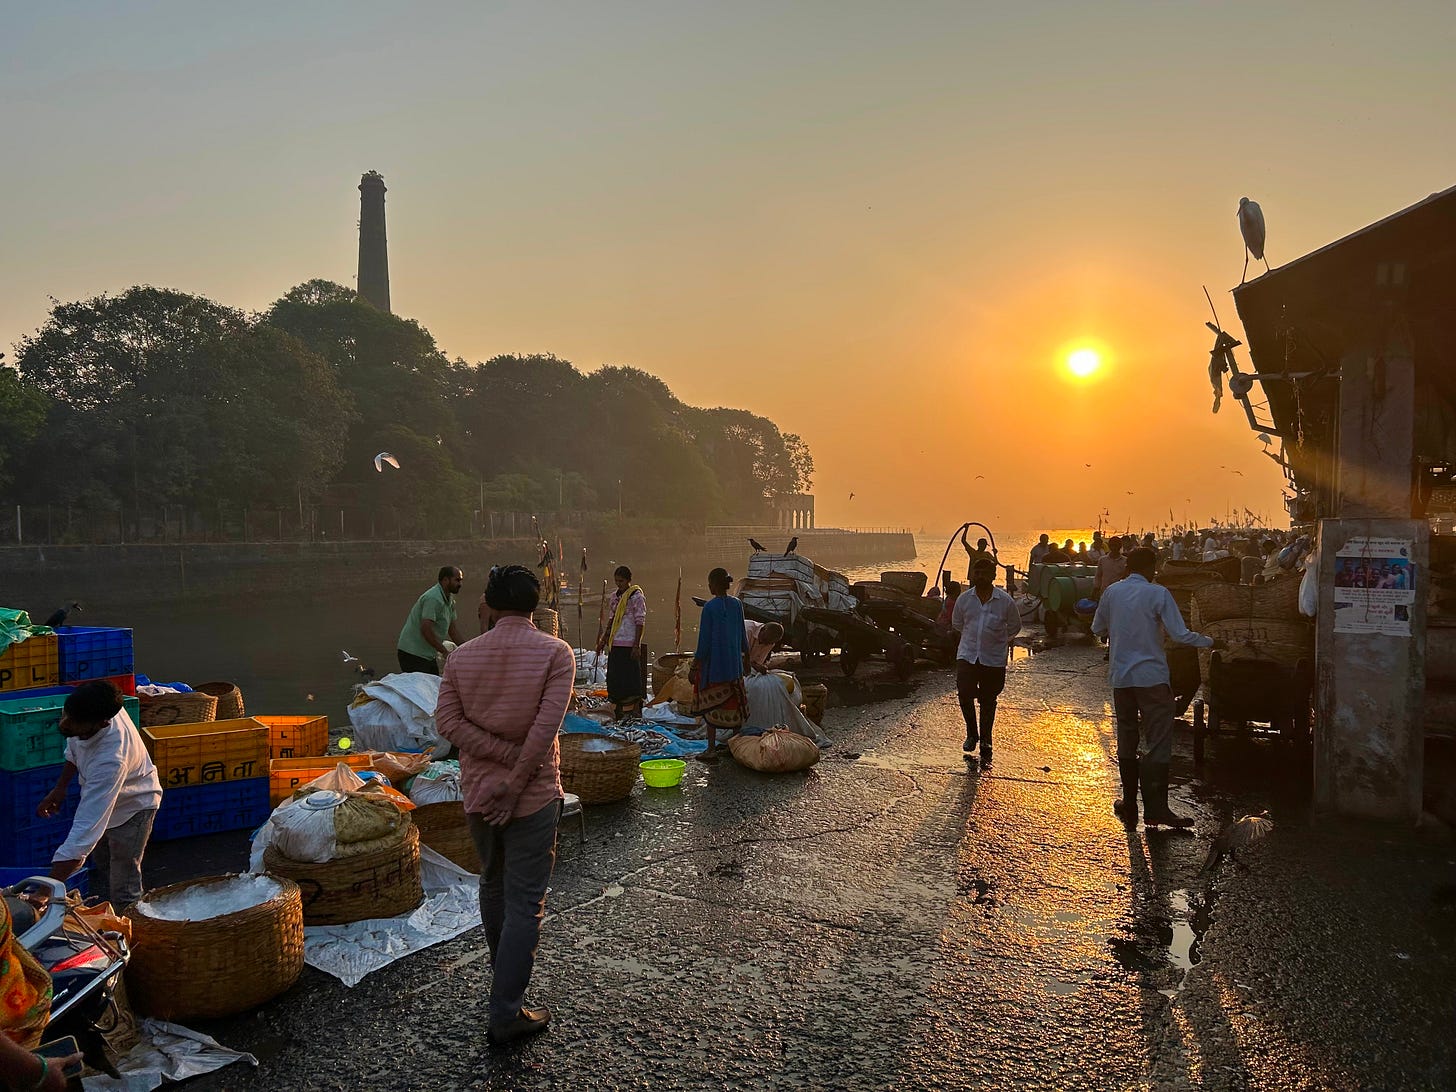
left=357, top=171, right=390, bottom=312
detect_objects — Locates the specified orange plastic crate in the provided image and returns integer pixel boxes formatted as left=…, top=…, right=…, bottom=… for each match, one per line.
left=269, top=754, right=375, bottom=805
left=0, top=634, right=60, bottom=694
left=256, top=714, right=329, bottom=760
left=141, top=718, right=269, bottom=790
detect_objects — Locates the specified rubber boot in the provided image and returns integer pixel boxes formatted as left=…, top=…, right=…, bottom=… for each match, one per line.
left=1113, top=727, right=1139, bottom=826
left=1140, top=763, right=1194, bottom=828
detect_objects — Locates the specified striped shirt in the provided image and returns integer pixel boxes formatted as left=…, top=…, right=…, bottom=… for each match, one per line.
left=436, top=617, right=574, bottom=819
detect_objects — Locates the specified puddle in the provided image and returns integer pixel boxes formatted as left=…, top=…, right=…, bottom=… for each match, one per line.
left=1167, top=889, right=1201, bottom=973
left=1108, top=887, right=1211, bottom=996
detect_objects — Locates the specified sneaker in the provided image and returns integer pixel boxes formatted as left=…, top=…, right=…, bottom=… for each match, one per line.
left=488, top=1005, right=551, bottom=1046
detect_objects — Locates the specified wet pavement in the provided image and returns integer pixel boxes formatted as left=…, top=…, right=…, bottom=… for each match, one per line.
left=181, top=640, right=1456, bottom=1090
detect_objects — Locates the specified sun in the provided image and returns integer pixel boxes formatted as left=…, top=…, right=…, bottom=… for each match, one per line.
left=1067, top=348, right=1102, bottom=378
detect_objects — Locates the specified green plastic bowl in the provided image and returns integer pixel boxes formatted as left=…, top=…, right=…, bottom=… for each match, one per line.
left=640, top=758, right=687, bottom=788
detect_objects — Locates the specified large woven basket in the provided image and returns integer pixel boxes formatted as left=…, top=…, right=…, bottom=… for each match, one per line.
left=558, top=734, right=640, bottom=804
left=1162, top=556, right=1243, bottom=584
left=532, top=607, right=560, bottom=638
left=264, top=824, right=423, bottom=925
left=412, top=800, right=480, bottom=872
left=138, top=690, right=218, bottom=728
left=1193, top=611, right=1314, bottom=677
left=1192, top=577, right=1301, bottom=625
left=126, top=875, right=304, bottom=1020
left=195, top=681, right=244, bottom=720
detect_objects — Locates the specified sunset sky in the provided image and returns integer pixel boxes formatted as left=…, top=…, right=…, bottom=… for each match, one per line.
left=5, top=2, right=1454, bottom=533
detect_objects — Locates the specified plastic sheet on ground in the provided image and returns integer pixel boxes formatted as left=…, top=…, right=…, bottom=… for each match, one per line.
left=81, top=1020, right=257, bottom=1091
left=641, top=704, right=701, bottom=729
left=301, top=845, right=480, bottom=987
left=347, top=672, right=446, bottom=756
left=561, top=712, right=708, bottom=758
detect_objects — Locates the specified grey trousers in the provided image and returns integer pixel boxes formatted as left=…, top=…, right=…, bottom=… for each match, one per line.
left=468, top=799, right=561, bottom=1023
left=1112, top=684, right=1176, bottom=766
left=92, top=808, right=156, bottom=909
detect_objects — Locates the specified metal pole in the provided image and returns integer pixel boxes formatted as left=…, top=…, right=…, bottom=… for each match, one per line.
left=14, top=505, right=20, bottom=544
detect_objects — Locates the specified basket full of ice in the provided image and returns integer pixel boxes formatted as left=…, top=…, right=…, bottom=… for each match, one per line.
left=127, top=873, right=304, bottom=1020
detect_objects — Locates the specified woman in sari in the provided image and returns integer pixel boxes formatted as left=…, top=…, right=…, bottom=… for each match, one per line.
left=1, top=893, right=76, bottom=1090
left=690, top=568, right=750, bottom=761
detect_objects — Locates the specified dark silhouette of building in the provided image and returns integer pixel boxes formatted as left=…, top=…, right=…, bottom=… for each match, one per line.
left=357, top=171, right=390, bottom=312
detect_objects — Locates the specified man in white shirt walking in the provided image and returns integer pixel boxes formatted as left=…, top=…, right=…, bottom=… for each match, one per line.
left=37, top=681, right=162, bottom=908
left=951, top=557, right=1022, bottom=769
left=1091, top=549, right=1223, bottom=828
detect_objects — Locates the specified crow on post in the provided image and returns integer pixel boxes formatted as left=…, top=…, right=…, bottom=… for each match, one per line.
left=748, top=538, right=766, bottom=553
left=785, top=536, right=798, bottom=554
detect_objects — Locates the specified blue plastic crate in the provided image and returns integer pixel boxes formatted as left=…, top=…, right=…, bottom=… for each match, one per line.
left=0, top=817, right=71, bottom=867
left=55, top=627, right=135, bottom=683
left=0, top=764, right=80, bottom=832
left=0, top=866, right=88, bottom=896
left=152, top=777, right=270, bottom=843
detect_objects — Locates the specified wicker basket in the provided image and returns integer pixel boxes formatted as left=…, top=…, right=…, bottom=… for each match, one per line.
left=194, top=681, right=244, bottom=720
left=1193, top=611, right=1314, bottom=677
left=1162, top=556, right=1243, bottom=584
left=126, top=875, right=304, bottom=1020
left=558, top=734, right=640, bottom=804
left=264, top=824, right=423, bottom=925
left=532, top=607, right=560, bottom=638
left=412, top=800, right=480, bottom=872
left=1192, top=577, right=1301, bottom=625
left=138, top=690, right=218, bottom=728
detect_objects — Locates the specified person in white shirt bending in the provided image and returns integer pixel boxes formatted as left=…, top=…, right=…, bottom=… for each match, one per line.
left=1091, top=549, right=1224, bottom=828
left=951, top=557, right=1022, bottom=770
left=37, top=681, right=162, bottom=908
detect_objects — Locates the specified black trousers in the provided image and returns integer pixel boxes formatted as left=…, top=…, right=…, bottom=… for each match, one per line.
left=397, top=649, right=440, bottom=675
left=956, top=659, right=1007, bottom=751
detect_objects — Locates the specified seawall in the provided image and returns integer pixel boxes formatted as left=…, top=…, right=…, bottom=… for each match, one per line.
left=1, top=530, right=916, bottom=609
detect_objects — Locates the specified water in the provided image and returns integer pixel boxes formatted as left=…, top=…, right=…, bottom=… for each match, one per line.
left=73, top=526, right=1089, bottom=719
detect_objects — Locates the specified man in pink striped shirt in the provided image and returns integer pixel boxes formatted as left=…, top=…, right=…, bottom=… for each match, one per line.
left=437, top=564, right=574, bottom=1046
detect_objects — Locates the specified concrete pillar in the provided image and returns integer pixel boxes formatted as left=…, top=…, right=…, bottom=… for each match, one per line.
left=1314, top=518, right=1427, bottom=821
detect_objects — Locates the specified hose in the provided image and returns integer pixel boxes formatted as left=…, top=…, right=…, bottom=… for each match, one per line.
left=931, top=521, right=1000, bottom=590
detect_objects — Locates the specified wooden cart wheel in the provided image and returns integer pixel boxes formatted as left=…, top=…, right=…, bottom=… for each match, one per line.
left=1192, top=698, right=1207, bottom=766
left=887, top=639, right=915, bottom=682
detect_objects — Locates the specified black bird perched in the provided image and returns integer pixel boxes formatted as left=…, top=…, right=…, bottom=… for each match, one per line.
left=785, top=536, right=798, bottom=554
left=1199, top=812, right=1274, bottom=875
left=43, top=601, right=81, bottom=628
left=748, top=538, right=767, bottom=553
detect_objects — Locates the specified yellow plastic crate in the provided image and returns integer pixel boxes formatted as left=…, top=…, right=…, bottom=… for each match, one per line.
left=269, top=754, right=375, bottom=805
left=142, top=718, right=269, bottom=790
left=0, top=634, right=60, bottom=694
left=256, top=714, right=329, bottom=760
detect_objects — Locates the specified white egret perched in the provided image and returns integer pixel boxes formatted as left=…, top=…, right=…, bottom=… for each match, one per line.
left=373, top=451, right=401, bottom=473
left=1238, top=197, right=1269, bottom=283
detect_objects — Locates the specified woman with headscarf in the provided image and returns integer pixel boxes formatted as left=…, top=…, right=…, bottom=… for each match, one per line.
left=0, top=894, right=79, bottom=1089
left=689, top=567, right=750, bottom=761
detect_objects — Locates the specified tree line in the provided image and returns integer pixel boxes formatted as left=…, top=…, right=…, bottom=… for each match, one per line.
left=0, top=280, right=813, bottom=524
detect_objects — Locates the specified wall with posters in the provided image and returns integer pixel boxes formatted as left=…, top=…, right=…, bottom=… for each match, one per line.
left=1315, top=519, right=1428, bottom=821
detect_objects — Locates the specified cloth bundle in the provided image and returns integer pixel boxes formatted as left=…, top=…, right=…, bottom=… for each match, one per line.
left=729, top=728, right=820, bottom=773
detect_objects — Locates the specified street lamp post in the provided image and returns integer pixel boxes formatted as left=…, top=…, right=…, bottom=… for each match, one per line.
left=617, top=479, right=622, bottom=518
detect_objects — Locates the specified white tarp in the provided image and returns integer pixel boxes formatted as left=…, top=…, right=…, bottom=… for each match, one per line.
left=301, top=845, right=480, bottom=987
left=743, top=672, right=831, bottom=748
left=346, top=672, right=446, bottom=756
left=81, top=1020, right=257, bottom=1091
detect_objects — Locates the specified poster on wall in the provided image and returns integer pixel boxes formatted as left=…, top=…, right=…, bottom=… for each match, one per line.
left=1332, top=537, right=1416, bottom=636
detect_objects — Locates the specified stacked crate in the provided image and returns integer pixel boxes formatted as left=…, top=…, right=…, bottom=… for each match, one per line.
left=0, top=692, right=142, bottom=866
left=142, top=719, right=271, bottom=842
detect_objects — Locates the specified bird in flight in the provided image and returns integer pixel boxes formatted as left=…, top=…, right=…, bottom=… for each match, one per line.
left=785, top=537, right=799, bottom=554
left=975, top=475, right=985, bottom=480
left=748, top=538, right=766, bottom=553
left=848, top=492, right=855, bottom=501
left=1084, top=463, right=1092, bottom=469
left=373, top=451, right=401, bottom=473
left=341, top=650, right=375, bottom=680
left=1232, top=470, right=1245, bottom=476
left=1200, top=812, right=1274, bottom=874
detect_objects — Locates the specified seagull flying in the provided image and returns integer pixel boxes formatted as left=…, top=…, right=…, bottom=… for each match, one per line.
left=341, top=650, right=375, bottom=680
left=1238, top=197, right=1269, bottom=283
left=848, top=492, right=855, bottom=501
left=373, top=451, right=401, bottom=473
left=1257, top=432, right=1273, bottom=446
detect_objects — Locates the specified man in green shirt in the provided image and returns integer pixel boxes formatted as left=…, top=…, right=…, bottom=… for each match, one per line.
left=397, top=566, right=465, bottom=674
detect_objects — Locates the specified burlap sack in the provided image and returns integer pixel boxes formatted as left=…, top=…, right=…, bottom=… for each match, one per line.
left=729, top=728, right=820, bottom=773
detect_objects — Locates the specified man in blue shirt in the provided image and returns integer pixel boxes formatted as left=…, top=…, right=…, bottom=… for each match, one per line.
left=1091, top=548, right=1224, bottom=828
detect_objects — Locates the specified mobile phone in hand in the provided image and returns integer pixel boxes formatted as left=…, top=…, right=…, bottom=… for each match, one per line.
left=36, top=1035, right=84, bottom=1078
